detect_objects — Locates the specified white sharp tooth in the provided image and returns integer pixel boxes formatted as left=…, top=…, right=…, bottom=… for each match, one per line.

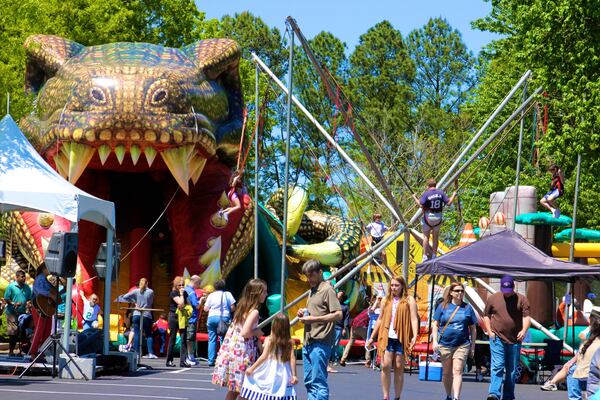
left=130, top=145, right=141, bottom=166
left=54, top=153, right=69, bottom=178
left=98, top=144, right=111, bottom=165
left=189, top=153, right=207, bottom=185
left=160, top=146, right=194, bottom=195
left=144, top=147, right=157, bottom=167
left=114, top=145, right=126, bottom=165
left=68, top=143, right=95, bottom=184
left=60, top=142, right=71, bottom=159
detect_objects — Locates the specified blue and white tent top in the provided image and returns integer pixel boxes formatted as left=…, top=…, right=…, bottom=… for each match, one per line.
left=0, top=115, right=115, bottom=230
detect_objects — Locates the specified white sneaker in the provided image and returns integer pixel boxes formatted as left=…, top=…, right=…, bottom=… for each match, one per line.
left=187, top=357, right=198, bottom=366
left=540, top=381, right=557, bottom=391
left=148, top=353, right=158, bottom=359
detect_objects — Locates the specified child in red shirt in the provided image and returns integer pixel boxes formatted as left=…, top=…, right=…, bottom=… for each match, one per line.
left=153, top=313, right=169, bottom=354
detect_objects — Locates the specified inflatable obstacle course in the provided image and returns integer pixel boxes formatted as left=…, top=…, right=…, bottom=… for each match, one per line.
left=515, top=212, right=572, bottom=226
left=554, top=228, right=600, bottom=242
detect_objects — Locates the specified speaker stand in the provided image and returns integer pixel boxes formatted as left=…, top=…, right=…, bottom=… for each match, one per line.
left=18, top=332, right=88, bottom=380
left=19, top=276, right=88, bottom=380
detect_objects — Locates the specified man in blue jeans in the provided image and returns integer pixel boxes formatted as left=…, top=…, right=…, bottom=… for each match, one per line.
left=117, top=277, right=157, bottom=358
left=298, top=260, right=342, bottom=400
left=184, top=275, right=204, bottom=366
left=483, top=275, right=531, bottom=400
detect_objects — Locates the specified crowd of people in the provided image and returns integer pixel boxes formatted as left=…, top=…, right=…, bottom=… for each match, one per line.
left=0, top=265, right=102, bottom=359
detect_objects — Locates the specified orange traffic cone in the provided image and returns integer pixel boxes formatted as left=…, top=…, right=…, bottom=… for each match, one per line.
left=459, top=223, right=477, bottom=247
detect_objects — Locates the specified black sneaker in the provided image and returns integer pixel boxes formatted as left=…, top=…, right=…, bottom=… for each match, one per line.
left=486, top=395, right=499, bottom=400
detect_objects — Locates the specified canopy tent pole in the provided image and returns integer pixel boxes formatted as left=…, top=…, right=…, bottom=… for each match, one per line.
left=61, top=223, right=78, bottom=353
left=512, top=81, right=529, bottom=230
left=425, top=275, right=436, bottom=380
left=102, top=229, right=114, bottom=355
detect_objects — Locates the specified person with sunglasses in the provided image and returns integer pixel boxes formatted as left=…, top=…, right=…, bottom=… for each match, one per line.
left=432, top=282, right=478, bottom=400
left=166, top=276, right=191, bottom=367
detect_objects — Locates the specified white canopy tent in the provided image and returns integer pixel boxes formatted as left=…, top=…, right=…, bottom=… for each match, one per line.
left=0, top=114, right=116, bottom=355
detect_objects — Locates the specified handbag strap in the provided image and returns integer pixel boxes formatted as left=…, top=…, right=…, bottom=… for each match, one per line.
left=439, top=304, right=461, bottom=338
left=219, top=291, right=228, bottom=320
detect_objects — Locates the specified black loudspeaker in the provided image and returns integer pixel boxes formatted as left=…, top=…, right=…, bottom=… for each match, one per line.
left=94, top=241, right=121, bottom=281
left=45, top=232, right=78, bottom=278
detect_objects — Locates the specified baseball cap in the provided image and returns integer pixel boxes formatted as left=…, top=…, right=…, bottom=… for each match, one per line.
left=588, top=292, right=597, bottom=300
left=500, top=275, right=515, bottom=294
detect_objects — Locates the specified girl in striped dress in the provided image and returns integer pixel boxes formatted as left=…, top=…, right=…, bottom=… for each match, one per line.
left=240, top=313, right=297, bottom=400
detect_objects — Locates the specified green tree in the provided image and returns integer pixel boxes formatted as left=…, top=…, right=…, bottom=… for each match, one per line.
left=469, top=0, right=600, bottom=228
left=211, top=12, right=288, bottom=200
left=0, top=0, right=207, bottom=122
left=289, top=31, right=349, bottom=212
left=407, top=17, right=476, bottom=111
left=344, top=21, right=416, bottom=222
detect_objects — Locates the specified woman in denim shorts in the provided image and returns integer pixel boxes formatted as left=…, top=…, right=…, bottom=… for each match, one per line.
left=366, top=277, right=419, bottom=400
left=432, top=282, right=478, bottom=400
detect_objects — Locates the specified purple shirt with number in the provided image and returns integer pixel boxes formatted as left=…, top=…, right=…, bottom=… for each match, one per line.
left=420, top=189, right=450, bottom=212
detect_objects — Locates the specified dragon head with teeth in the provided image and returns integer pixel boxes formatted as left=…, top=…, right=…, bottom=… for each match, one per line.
left=11, top=35, right=254, bottom=308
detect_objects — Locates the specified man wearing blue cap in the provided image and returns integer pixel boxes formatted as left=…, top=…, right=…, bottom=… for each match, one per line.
left=483, top=275, right=531, bottom=400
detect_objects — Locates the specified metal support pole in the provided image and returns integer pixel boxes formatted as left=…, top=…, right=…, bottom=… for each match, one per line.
left=254, top=65, right=260, bottom=279
left=403, top=230, right=410, bottom=282
left=279, top=31, right=294, bottom=312
left=259, top=228, right=404, bottom=329
left=62, top=222, right=78, bottom=353
left=102, top=229, right=114, bottom=355
left=564, top=154, right=581, bottom=345
left=436, top=70, right=531, bottom=190
left=512, top=81, right=528, bottom=230
left=438, top=87, right=543, bottom=204
left=407, top=72, right=533, bottom=226
left=569, top=154, right=582, bottom=263
left=252, top=53, right=403, bottom=223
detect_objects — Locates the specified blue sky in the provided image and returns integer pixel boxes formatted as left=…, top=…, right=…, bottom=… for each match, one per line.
left=196, top=0, right=499, bottom=55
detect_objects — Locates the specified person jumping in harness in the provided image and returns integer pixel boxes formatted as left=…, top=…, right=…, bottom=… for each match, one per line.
left=412, top=179, right=456, bottom=261
left=540, top=164, right=564, bottom=218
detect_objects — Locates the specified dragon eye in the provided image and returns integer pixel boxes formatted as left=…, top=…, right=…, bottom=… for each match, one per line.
left=152, top=89, right=168, bottom=104
left=90, top=87, right=106, bottom=104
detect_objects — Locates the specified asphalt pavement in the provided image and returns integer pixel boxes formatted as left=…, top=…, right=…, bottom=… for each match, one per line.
left=0, top=359, right=567, bottom=400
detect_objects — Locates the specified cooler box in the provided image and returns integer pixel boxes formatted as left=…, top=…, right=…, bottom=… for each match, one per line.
left=419, top=361, right=442, bottom=381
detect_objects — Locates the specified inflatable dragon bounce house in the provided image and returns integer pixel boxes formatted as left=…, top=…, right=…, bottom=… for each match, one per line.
left=0, top=35, right=362, bottom=343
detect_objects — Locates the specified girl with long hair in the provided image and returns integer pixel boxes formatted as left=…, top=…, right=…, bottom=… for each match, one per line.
left=212, top=278, right=267, bottom=400
left=432, top=283, right=478, bottom=400
left=570, top=310, right=600, bottom=399
left=366, top=276, right=419, bottom=400
left=166, top=276, right=190, bottom=367
left=240, top=313, right=298, bottom=400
